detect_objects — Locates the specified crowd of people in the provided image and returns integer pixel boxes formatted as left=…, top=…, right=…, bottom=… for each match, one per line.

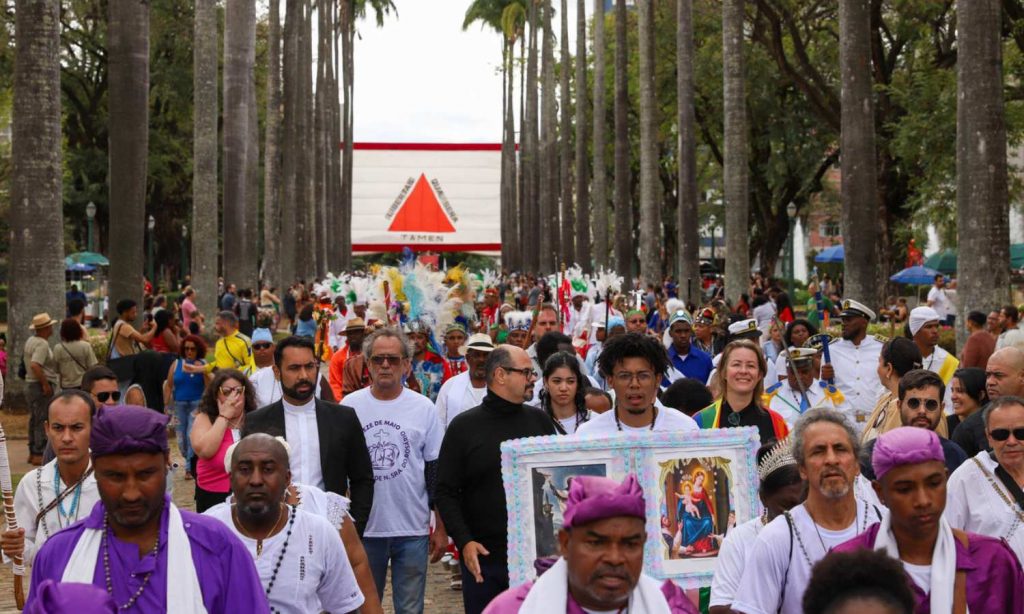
left=2, top=261, right=1024, bottom=614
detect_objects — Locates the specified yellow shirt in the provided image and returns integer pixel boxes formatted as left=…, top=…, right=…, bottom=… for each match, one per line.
left=207, top=330, right=256, bottom=376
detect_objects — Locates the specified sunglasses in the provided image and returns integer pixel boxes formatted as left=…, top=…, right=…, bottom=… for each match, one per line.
left=369, top=355, right=403, bottom=366
left=252, top=343, right=273, bottom=350
left=95, top=391, right=121, bottom=403
left=905, top=398, right=940, bottom=412
left=990, top=427, right=1024, bottom=442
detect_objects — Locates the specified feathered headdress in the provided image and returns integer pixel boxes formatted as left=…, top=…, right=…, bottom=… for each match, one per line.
left=505, top=310, right=533, bottom=332
left=592, top=268, right=623, bottom=302
left=344, top=275, right=371, bottom=306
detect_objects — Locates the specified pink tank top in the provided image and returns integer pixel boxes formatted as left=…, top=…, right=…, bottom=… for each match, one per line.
left=196, top=427, right=236, bottom=492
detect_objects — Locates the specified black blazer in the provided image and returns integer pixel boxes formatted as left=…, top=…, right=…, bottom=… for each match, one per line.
left=243, top=398, right=374, bottom=535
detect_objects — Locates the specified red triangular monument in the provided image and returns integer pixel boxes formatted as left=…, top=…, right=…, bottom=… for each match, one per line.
left=388, top=174, right=456, bottom=233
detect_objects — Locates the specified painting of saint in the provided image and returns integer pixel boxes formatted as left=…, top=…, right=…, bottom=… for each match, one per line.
left=658, top=457, right=733, bottom=560
left=530, top=464, right=607, bottom=558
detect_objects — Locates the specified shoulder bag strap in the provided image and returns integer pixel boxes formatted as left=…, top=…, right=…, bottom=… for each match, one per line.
left=60, top=342, right=89, bottom=372
left=990, top=451, right=1024, bottom=511
left=777, top=511, right=794, bottom=614
left=106, top=321, right=122, bottom=359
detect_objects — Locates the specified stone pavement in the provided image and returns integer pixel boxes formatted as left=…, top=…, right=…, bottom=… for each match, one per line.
left=0, top=430, right=467, bottom=613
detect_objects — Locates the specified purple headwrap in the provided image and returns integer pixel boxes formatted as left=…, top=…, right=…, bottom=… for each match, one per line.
left=871, top=426, right=944, bottom=480
left=90, top=405, right=170, bottom=457
left=562, top=474, right=646, bottom=528
left=27, top=580, right=116, bottom=614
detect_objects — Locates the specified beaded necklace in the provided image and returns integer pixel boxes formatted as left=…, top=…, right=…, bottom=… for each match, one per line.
left=102, top=513, right=160, bottom=611
left=614, top=406, right=658, bottom=431
left=262, top=505, right=296, bottom=614
left=790, top=499, right=870, bottom=567
left=35, top=463, right=86, bottom=538
left=234, top=502, right=288, bottom=558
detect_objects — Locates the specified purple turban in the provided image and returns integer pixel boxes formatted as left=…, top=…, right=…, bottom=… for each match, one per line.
left=562, top=474, right=646, bottom=529
left=871, top=426, right=944, bottom=480
left=91, top=405, right=169, bottom=457
left=27, top=580, right=116, bottom=614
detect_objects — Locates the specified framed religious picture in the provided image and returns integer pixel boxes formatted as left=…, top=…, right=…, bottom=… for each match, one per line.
left=637, top=427, right=761, bottom=588
left=500, top=434, right=632, bottom=586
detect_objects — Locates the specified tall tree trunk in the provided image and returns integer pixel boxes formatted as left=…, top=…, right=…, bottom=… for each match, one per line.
left=613, top=0, right=632, bottom=278
left=542, top=1, right=559, bottom=273
left=9, top=0, right=65, bottom=397
left=676, top=0, right=699, bottom=305
left=280, top=0, right=300, bottom=285
left=838, top=0, right=878, bottom=303
left=340, top=0, right=355, bottom=269
left=108, top=0, right=149, bottom=319
left=329, top=0, right=344, bottom=271
left=224, top=0, right=255, bottom=289
left=574, top=0, right=591, bottom=271
left=314, top=0, right=328, bottom=277
left=245, top=0, right=260, bottom=291
left=263, top=0, right=282, bottom=287
left=193, top=0, right=218, bottom=325
left=523, top=0, right=540, bottom=273
left=558, top=0, right=574, bottom=267
left=722, top=0, right=748, bottom=303
left=637, top=0, right=659, bottom=286
left=501, top=37, right=519, bottom=270
left=956, top=0, right=1009, bottom=344
left=591, top=0, right=607, bottom=270
left=295, top=0, right=312, bottom=278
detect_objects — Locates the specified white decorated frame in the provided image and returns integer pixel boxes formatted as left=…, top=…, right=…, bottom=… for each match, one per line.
left=501, top=427, right=760, bottom=589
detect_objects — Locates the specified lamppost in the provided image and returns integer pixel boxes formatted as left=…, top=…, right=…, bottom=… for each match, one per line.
left=85, top=201, right=96, bottom=253
left=785, top=202, right=797, bottom=299
left=181, top=224, right=189, bottom=283
left=147, top=215, right=156, bottom=283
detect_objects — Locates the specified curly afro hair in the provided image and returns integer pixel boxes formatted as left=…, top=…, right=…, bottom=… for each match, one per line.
left=802, top=549, right=914, bottom=614
left=596, top=332, right=669, bottom=379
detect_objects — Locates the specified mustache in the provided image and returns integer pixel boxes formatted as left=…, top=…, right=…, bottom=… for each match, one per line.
left=590, top=564, right=630, bottom=582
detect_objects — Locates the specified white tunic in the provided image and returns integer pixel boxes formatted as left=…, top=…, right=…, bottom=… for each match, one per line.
left=565, top=301, right=591, bottom=339
left=205, top=505, right=363, bottom=614
left=946, top=451, right=1024, bottom=566
left=434, top=371, right=487, bottom=428
left=709, top=515, right=765, bottom=608
left=575, top=405, right=699, bottom=436
left=828, top=335, right=886, bottom=429
left=8, top=459, right=100, bottom=565
left=732, top=500, right=880, bottom=614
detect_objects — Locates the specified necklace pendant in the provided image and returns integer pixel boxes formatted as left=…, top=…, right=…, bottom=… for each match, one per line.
left=256, top=540, right=263, bottom=558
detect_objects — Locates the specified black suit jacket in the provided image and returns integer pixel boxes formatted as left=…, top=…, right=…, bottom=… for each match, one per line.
left=243, top=398, right=374, bottom=535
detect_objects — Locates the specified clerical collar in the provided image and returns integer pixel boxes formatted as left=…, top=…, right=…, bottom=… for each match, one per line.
left=283, top=397, right=315, bottom=412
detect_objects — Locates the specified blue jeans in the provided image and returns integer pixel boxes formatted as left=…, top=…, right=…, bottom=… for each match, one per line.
left=362, top=535, right=428, bottom=614
left=173, top=399, right=199, bottom=468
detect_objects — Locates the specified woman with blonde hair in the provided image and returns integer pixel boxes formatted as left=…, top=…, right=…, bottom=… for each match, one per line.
left=693, top=339, right=789, bottom=442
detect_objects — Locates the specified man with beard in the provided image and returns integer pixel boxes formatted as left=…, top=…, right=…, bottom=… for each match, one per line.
left=952, top=346, right=1024, bottom=456
left=25, top=405, right=267, bottom=612
left=206, top=434, right=364, bottom=614
left=1, top=391, right=101, bottom=566
left=436, top=333, right=494, bottom=428
left=858, top=369, right=967, bottom=480
left=823, top=300, right=886, bottom=430
left=250, top=328, right=333, bottom=407
left=946, top=395, right=1024, bottom=565
left=835, top=427, right=1024, bottom=613
left=733, top=409, right=881, bottom=614
left=436, top=345, right=558, bottom=614
left=484, top=475, right=697, bottom=613
left=907, top=306, right=958, bottom=415
left=243, top=335, right=374, bottom=535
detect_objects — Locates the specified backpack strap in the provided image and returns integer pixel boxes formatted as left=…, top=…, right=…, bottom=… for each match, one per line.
left=779, top=511, right=795, bottom=614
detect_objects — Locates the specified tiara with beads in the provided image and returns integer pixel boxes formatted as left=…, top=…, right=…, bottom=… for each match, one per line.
left=758, top=436, right=797, bottom=481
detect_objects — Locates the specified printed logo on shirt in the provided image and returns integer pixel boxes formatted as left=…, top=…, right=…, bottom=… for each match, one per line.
left=364, top=420, right=411, bottom=480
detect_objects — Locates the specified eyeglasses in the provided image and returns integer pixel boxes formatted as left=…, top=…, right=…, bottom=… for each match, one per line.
left=183, top=345, right=198, bottom=352
left=252, top=343, right=273, bottom=350
left=990, top=427, right=1024, bottom=442
left=613, top=371, right=656, bottom=385
left=905, top=398, right=941, bottom=412
left=219, top=386, right=245, bottom=397
left=502, top=366, right=536, bottom=379
left=369, top=355, right=403, bottom=366
left=95, top=391, right=121, bottom=403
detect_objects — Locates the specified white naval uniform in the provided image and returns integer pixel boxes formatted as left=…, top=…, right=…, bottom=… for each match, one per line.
left=828, top=335, right=886, bottom=431
left=921, top=345, right=957, bottom=416
left=767, top=378, right=832, bottom=428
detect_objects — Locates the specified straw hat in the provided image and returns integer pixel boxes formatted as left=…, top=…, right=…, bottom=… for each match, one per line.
left=28, top=312, right=57, bottom=331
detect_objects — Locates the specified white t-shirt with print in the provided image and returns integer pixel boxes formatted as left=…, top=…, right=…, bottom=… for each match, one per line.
left=575, top=404, right=698, bottom=436
left=345, top=387, right=445, bottom=537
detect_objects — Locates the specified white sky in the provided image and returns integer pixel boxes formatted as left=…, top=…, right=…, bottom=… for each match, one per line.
left=353, top=0, right=580, bottom=143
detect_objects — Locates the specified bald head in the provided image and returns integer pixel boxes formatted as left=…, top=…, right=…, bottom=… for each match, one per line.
left=230, top=434, right=291, bottom=520
left=986, top=347, right=1024, bottom=400
left=233, top=433, right=290, bottom=469
left=484, top=344, right=536, bottom=404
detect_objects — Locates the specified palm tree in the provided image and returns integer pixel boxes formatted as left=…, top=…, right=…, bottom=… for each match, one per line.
left=558, top=0, right=574, bottom=266
left=722, top=0, right=748, bottom=303
left=573, top=0, right=591, bottom=271
left=9, top=0, right=65, bottom=389
left=224, top=0, right=257, bottom=289
left=108, top=0, right=149, bottom=316
left=314, top=0, right=329, bottom=276
left=613, top=0, right=632, bottom=277
left=676, top=0, right=699, bottom=304
left=637, top=0, right=659, bottom=285
left=838, top=0, right=878, bottom=303
left=523, top=0, right=540, bottom=272
left=193, top=0, right=218, bottom=321
left=591, top=0, right=607, bottom=269
left=263, top=0, right=283, bottom=286
left=956, top=0, right=1010, bottom=341
left=280, top=0, right=301, bottom=284
left=540, top=0, right=558, bottom=273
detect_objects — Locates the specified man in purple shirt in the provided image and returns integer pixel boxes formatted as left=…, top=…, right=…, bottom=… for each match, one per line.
left=834, top=427, right=1024, bottom=613
left=26, top=405, right=268, bottom=613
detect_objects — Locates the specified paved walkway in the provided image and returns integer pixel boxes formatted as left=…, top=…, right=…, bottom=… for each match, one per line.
left=0, top=428, right=466, bottom=613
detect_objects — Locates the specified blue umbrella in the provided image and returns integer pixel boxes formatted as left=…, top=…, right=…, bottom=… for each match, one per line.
left=890, top=265, right=943, bottom=285
left=814, top=244, right=845, bottom=263
left=66, top=262, right=97, bottom=273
